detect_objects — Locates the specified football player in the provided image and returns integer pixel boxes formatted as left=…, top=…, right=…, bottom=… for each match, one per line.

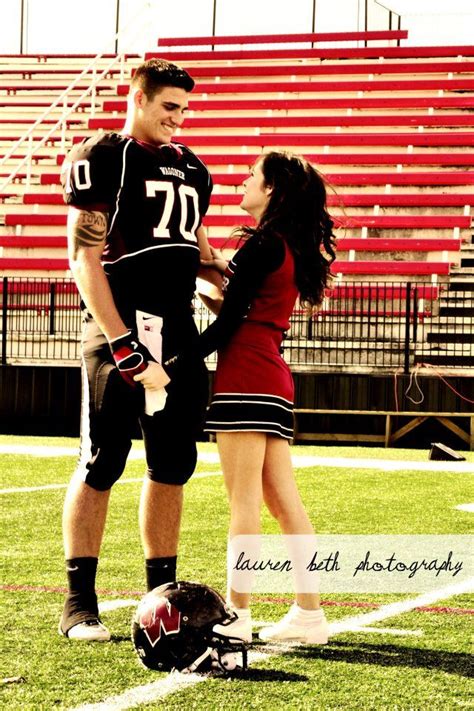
left=59, top=59, right=217, bottom=641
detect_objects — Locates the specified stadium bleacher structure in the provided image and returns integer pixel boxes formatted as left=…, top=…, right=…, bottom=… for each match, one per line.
left=0, top=30, right=473, bottom=360
left=0, top=29, right=473, bottom=445
left=0, top=30, right=472, bottom=279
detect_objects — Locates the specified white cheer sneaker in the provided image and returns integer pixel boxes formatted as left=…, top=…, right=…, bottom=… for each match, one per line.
left=259, top=604, right=329, bottom=644
left=213, top=608, right=252, bottom=643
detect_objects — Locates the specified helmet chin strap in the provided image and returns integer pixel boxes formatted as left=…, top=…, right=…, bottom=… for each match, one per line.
left=182, top=647, right=213, bottom=674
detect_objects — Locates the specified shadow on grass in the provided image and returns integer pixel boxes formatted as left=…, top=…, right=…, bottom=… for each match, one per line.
left=226, top=668, right=307, bottom=682
left=287, top=641, right=473, bottom=679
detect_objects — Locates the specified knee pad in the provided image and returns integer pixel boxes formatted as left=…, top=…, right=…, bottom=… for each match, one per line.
left=83, top=466, right=123, bottom=492
left=79, top=444, right=131, bottom=491
left=147, top=465, right=194, bottom=487
left=146, top=445, right=198, bottom=486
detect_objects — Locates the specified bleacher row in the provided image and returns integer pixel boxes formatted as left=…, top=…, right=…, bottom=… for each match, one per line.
left=0, top=29, right=473, bottom=286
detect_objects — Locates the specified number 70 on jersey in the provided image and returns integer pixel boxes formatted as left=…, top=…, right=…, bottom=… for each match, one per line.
left=62, top=159, right=200, bottom=243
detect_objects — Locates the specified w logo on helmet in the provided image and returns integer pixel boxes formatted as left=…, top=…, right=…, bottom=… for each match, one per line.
left=139, top=595, right=181, bottom=647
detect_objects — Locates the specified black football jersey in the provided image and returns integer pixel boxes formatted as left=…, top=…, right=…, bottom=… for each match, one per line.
left=61, top=132, right=212, bottom=325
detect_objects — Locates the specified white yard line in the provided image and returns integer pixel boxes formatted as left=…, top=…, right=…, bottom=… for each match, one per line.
left=328, top=576, right=474, bottom=635
left=293, top=456, right=474, bottom=473
left=97, top=600, right=423, bottom=638
left=2, top=442, right=471, bottom=709
left=71, top=578, right=473, bottom=711
left=0, top=472, right=219, bottom=494
left=4, top=443, right=470, bottom=495
left=1, top=443, right=472, bottom=472
left=455, top=503, right=474, bottom=513
left=344, top=626, right=423, bottom=636
left=70, top=649, right=270, bottom=711
left=0, top=482, right=70, bottom=494
left=70, top=672, right=209, bottom=711
left=98, top=599, right=139, bottom=613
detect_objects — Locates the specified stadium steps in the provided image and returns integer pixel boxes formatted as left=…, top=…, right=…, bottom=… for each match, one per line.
left=0, top=32, right=473, bottom=290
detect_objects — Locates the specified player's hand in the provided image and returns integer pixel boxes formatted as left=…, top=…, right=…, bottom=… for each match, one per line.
left=133, top=361, right=170, bottom=390
left=109, top=330, right=154, bottom=387
left=200, top=256, right=228, bottom=273
left=200, top=245, right=228, bottom=274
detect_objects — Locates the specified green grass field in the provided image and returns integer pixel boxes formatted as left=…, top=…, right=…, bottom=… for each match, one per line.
left=1, top=436, right=473, bottom=710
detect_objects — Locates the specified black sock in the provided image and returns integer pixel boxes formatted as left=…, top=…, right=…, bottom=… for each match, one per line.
left=61, top=557, right=99, bottom=632
left=145, top=556, right=177, bottom=591
left=65, top=557, right=98, bottom=596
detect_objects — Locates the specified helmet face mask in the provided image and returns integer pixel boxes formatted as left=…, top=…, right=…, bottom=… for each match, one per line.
left=132, top=581, right=248, bottom=673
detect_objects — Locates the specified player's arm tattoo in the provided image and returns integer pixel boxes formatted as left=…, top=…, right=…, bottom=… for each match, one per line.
left=68, top=208, right=109, bottom=258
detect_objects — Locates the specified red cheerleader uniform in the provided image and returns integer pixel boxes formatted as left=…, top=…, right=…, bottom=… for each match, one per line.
left=197, top=232, right=298, bottom=439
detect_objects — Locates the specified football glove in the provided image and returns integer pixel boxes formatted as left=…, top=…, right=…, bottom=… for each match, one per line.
left=109, top=330, right=154, bottom=387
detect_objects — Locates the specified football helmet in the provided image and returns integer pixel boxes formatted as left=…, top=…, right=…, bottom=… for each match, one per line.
left=131, top=581, right=248, bottom=673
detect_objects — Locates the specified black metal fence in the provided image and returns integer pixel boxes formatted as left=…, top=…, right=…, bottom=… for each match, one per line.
left=1, top=277, right=473, bottom=371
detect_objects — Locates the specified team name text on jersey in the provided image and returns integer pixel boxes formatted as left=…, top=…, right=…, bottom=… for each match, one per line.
left=159, top=167, right=185, bottom=180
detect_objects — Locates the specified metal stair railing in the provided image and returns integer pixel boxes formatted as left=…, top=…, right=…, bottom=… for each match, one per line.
left=0, top=0, right=152, bottom=193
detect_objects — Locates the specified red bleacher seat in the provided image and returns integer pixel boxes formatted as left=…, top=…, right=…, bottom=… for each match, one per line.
left=1, top=32, right=472, bottom=288
left=325, top=285, right=441, bottom=299
left=116, top=78, right=474, bottom=96
left=333, top=261, right=450, bottom=275
left=0, top=53, right=138, bottom=59
left=0, top=118, right=83, bottom=125
left=5, top=214, right=66, bottom=226
left=0, top=68, right=123, bottom=77
left=90, top=115, right=474, bottom=130
left=104, top=97, right=474, bottom=111
left=0, top=257, right=69, bottom=271
left=156, top=30, right=409, bottom=47
left=85, top=151, right=474, bottom=168
left=162, top=60, right=474, bottom=78
left=208, top=193, right=473, bottom=208
left=0, top=236, right=462, bottom=253
left=335, top=238, right=461, bottom=252
left=146, top=45, right=474, bottom=62
left=0, top=236, right=66, bottom=248
left=55, top=150, right=474, bottom=168
left=0, top=84, right=113, bottom=94
left=19, top=192, right=474, bottom=209
left=66, top=131, right=473, bottom=148
left=0, top=100, right=94, bottom=109
left=175, top=133, right=473, bottom=148
left=201, top=214, right=470, bottom=229
left=0, top=257, right=451, bottom=277
left=38, top=170, right=474, bottom=188
left=11, top=214, right=464, bottom=230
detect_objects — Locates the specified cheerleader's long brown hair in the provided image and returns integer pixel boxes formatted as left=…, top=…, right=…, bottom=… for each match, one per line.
left=236, top=151, right=337, bottom=308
